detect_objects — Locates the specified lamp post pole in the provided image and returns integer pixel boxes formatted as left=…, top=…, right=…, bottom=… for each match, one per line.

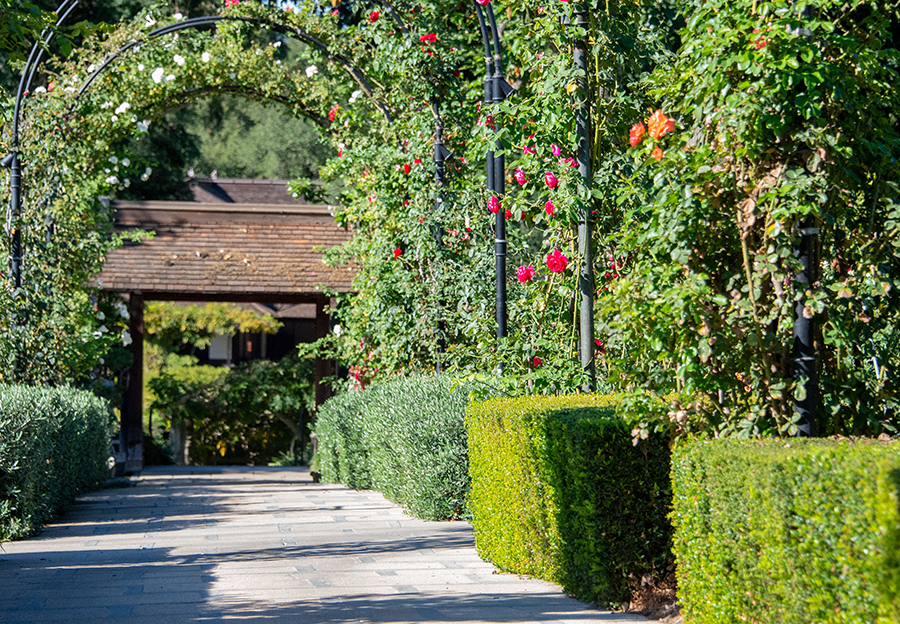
left=476, top=2, right=514, bottom=350
left=573, top=4, right=595, bottom=391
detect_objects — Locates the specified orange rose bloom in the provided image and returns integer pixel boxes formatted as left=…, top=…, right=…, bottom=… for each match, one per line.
left=629, top=122, right=646, bottom=147
left=647, top=110, right=675, bottom=139
left=651, top=146, right=664, bottom=160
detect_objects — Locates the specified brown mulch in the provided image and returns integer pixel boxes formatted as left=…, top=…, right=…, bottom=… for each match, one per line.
left=625, top=572, right=683, bottom=623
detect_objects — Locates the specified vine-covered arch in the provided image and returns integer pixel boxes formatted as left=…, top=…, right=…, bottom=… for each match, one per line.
left=1, top=0, right=520, bottom=388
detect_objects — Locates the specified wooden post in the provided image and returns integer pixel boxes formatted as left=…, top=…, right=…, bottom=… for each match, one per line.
left=122, top=292, right=144, bottom=473
left=314, top=297, right=331, bottom=410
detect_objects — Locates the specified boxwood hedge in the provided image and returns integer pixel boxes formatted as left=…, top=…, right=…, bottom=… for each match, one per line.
left=465, top=394, right=673, bottom=606
left=313, top=374, right=476, bottom=520
left=672, top=438, right=900, bottom=623
left=0, top=385, right=115, bottom=540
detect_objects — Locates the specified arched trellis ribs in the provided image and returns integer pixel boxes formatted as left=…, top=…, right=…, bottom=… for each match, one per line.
left=166, top=84, right=331, bottom=128
left=76, top=15, right=395, bottom=124
left=5, top=0, right=516, bottom=355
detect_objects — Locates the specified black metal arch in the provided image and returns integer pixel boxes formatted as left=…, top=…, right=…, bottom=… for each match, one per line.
left=76, top=14, right=394, bottom=123
left=3, top=0, right=514, bottom=352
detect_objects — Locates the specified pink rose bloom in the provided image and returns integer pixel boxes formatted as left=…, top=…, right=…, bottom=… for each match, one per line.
left=514, top=168, right=527, bottom=186
left=544, top=172, right=559, bottom=189
left=551, top=143, right=561, bottom=157
left=546, top=249, right=567, bottom=273
left=516, top=265, right=535, bottom=283
left=522, top=145, right=536, bottom=155
left=545, top=200, right=555, bottom=217
left=488, top=196, right=500, bottom=214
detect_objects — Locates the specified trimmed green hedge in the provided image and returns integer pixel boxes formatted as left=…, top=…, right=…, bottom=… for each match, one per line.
left=465, top=394, right=673, bottom=606
left=0, top=385, right=115, bottom=540
left=313, top=374, right=475, bottom=520
left=672, top=438, right=900, bottom=623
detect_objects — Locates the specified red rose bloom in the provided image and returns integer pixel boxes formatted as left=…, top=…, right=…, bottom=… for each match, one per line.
left=368, top=10, right=379, bottom=22
left=546, top=249, right=568, bottom=273
left=488, top=196, right=500, bottom=214
left=393, top=247, right=402, bottom=259
left=328, top=104, right=340, bottom=122
left=419, top=33, right=437, bottom=43
left=516, top=265, right=535, bottom=283
left=533, top=356, right=542, bottom=367
left=403, top=163, right=411, bottom=175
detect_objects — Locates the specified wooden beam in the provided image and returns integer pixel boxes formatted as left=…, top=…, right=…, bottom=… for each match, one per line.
left=122, top=292, right=144, bottom=473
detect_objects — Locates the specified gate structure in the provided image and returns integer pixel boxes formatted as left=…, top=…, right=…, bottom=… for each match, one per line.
left=97, top=188, right=354, bottom=471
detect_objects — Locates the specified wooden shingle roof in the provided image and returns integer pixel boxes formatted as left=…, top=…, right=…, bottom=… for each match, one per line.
left=96, top=201, right=354, bottom=302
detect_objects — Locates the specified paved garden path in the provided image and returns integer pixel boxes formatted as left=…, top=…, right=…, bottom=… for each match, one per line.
left=0, top=466, right=647, bottom=624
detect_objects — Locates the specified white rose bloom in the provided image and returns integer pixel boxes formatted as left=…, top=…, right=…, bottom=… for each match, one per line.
left=333, top=324, right=343, bottom=337
left=137, top=120, right=151, bottom=132
left=88, top=63, right=96, bottom=72
left=229, top=72, right=236, bottom=79
left=122, top=330, right=132, bottom=346
left=101, top=101, right=113, bottom=108
left=151, top=67, right=165, bottom=83
left=173, top=12, right=183, bottom=19
left=137, top=63, right=145, bottom=71
left=173, top=54, right=185, bottom=66
left=145, top=16, right=156, bottom=27
left=109, top=156, right=118, bottom=164
left=106, top=175, right=118, bottom=184
left=124, top=178, right=131, bottom=188
left=111, top=115, right=118, bottom=122
left=165, top=74, right=175, bottom=82
left=349, top=89, right=362, bottom=103
left=202, top=52, right=210, bottom=62
left=97, top=311, right=106, bottom=321
left=122, top=158, right=131, bottom=167
left=305, top=65, right=317, bottom=77
left=114, top=102, right=130, bottom=114
left=34, top=86, right=46, bottom=93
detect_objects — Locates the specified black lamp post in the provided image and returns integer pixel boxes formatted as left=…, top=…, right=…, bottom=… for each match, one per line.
left=572, top=3, right=595, bottom=390
left=475, top=2, right=514, bottom=347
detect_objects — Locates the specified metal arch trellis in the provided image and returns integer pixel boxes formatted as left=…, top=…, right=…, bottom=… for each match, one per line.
left=75, top=14, right=395, bottom=124
left=2, top=0, right=515, bottom=351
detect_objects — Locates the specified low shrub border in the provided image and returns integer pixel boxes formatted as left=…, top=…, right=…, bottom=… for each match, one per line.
left=671, top=438, right=900, bottom=623
left=313, top=374, right=475, bottom=520
left=465, top=394, right=673, bottom=607
left=0, top=385, right=115, bottom=540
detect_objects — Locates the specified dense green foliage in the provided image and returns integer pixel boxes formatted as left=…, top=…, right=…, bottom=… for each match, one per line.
left=1, top=0, right=897, bottom=437
left=0, top=384, right=115, bottom=540
left=671, top=438, right=900, bottom=623
left=313, top=375, right=475, bottom=520
left=465, top=394, right=672, bottom=606
left=612, top=0, right=900, bottom=438
left=149, top=352, right=314, bottom=465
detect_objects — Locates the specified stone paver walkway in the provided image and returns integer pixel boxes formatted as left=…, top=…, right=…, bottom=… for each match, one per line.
left=0, top=467, right=646, bottom=623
